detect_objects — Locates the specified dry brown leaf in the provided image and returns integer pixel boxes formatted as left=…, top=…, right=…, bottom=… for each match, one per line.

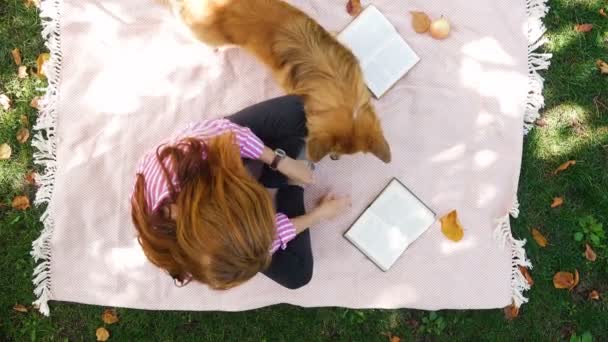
left=531, top=228, right=548, bottom=247
left=410, top=11, right=431, bottom=34
left=25, top=171, right=37, bottom=185
left=390, top=336, right=401, bottom=342
left=102, top=309, right=119, bottom=324
left=503, top=303, right=519, bottom=320
left=36, top=53, right=50, bottom=77
left=13, top=304, right=28, bottom=313
left=24, top=0, right=40, bottom=8
left=554, top=270, right=580, bottom=290
left=30, top=96, right=41, bottom=110
left=585, top=243, right=597, bottom=262
left=589, top=290, right=600, bottom=300
left=16, top=128, right=30, bottom=144
left=12, top=48, right=22, bottom=66
left=553, top=160, right=576, bottom=175
left=574, top=24, right=593, bottom=32
left=601, top=8, right=607, bottom=17
left=551, top=197, right=564, bottom=208
left=12, top=195, right=31, bottom=210
left=598, top=59, right=608, bottom=75
left=20, top=115, right=29, bottom=127
left=0, top=143, right=12, bottom=160
left=440, top=210, right=464, bottom=242
left=18, top=65, right=28, bottom=79
left=96, top=327, right=110, bottom=342
left=346, top=0, right=362, bottom=17
left=0, top=94, right=10, bottom=111
left=519, top=266, right=534, bottom=286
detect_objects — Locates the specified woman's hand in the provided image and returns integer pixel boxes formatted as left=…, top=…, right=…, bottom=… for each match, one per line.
left=311, top=193, right=351, bottom=221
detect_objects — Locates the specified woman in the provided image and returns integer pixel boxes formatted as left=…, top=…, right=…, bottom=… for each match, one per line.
left=131, top=95, right=351, bottom=290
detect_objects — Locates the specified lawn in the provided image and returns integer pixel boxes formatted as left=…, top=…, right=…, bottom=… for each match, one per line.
left=1, top=0, right=607, bottom=340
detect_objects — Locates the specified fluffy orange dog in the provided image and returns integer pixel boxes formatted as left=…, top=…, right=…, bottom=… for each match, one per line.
left=160, top=0, right=392, bottom=163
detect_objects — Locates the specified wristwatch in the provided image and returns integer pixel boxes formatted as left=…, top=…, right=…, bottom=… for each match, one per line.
left=270, top=148, right=287, bottom=170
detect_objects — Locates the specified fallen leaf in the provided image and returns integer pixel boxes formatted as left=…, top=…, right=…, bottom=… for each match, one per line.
left=20, top=115, right=29, bottom=127
left=440, top=210, right=464, bottom=242
left=16, top=128, right=30, bottom=144
left=12, top=196, right=30, bottom=210
left=102, top=309, right=119, bottom=324
left=585, top=244, right=597, bottom=262
left=600, top=8, right=607, bottom=18
left=410, top=11, right=431, bottom=34
left=13, top=304, right=28, bottom=312
left=24, top=0, right=40, bottom=8
left=390, top=336, right=401, bottom=342
left=346, top=0, right=362, bottom=17
left=535, top=118, right=547, bottom=127
left=551, top=197, right=564, bottom=208
left=503, top=304, right=519, bottom=320
left=36, top=53, right=50, bottom=77
left=574, top=24, right=593, bottom=32
left=531, top=228, right=548, bottom=247
left=25, top=171, right=37, bottom=185
left=0, top=94, right=10, bottom=111
left=18, top=65, right=28, bottom=79
left=553, top=160, right=576, bottom=175
left=589, top=290, right=600, bottom=300
left=11, top=48, right=22, bottom=65
left=597, top=59, right=608, bottom=75
left=0, top=143, right=12, bottom=160
left=96, top=327, right=110, bottom=342
left=554, top=270, right=580, bottom=290
left=29, top=96, right=41, bottom=110
left=519, top=266, right=534, bottom=286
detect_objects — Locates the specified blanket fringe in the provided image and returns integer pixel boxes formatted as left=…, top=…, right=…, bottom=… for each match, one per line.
left=525, top=0, right=552, bottom=134
left=30, top=0, right=63, bottom=316
left=493, top=198, right=533, bottom=308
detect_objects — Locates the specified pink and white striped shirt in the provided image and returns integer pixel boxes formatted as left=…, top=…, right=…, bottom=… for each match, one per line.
left=132, top=119, right=297, bottom=254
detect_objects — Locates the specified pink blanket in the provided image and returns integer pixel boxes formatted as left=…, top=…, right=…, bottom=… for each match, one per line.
left=31, top=0, right=551, bottom=315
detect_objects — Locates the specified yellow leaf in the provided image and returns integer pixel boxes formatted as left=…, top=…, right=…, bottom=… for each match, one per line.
left=531, top=228, right=548, bottom=247
left=0, top=143, right=12, bottom=160
left=24, top=0, right=40, bottom=8
left=30, top=96, right=41, bottom=110
left=346, top=0, right=362, bottom=17
left=18, top=65, right=28, bottom=79
left=102, top=309, right=119, bottom=324
left=410, top=11, right=431, bottom=34
left=36, top=53, right=50, bottom=78
left=25, top=170, right=37, bottom=185
left=550, top=197, right=564, bottom=208
left=16, top=128, right=30, bottom=144
left=12, top=195, right=31, bottom=210
left=585, top=244, right=597, bottom=262
left=600, top=8, right=607, bottom=17
left=13, top=304, right=28, bottom=313
left=20, top=115, right=29, bottom=127
left=96, top=327, right=110, bottom=342
left=440, top=210, right=464, bottom=242
left=574, top=24, right=593, bottom=32
left=553, top=160, right=576, bottom=175
left=390, top=336, right=401, bottom=342
left=11, top=48, right=22, bottom=66
left=598, top=59, right=608, bottom=75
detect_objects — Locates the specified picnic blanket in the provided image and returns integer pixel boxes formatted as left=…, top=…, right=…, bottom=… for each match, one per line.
left=31, top=0, right=551, bottom=315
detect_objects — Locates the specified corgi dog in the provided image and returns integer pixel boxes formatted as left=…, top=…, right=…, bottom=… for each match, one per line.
left=159, top=0, right=391, bottom=163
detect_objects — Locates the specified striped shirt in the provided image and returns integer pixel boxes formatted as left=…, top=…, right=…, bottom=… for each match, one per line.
left=132, top=119, right=297, bottom=254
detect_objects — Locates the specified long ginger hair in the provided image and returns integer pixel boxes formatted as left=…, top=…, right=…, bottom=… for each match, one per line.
left=131, top=133, right=276, bottom=289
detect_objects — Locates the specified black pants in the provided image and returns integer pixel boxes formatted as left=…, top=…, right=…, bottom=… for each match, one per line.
left=227, top=95, right=313, bottom=290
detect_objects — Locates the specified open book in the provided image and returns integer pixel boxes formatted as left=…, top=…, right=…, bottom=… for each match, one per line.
left=344, top=178, right=436, bottom=271
left=337, top=5, right=420, bottom=98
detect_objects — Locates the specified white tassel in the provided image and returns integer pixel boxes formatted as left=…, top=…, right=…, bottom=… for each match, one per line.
left=493, top=198, right=533, bottom=308
left=30, top=0, right=63, bottom=317
left=524, top=0, right=552, bottom=134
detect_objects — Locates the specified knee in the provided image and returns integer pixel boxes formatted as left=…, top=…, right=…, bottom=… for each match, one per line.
left=284, top=262, right=313, bottom=290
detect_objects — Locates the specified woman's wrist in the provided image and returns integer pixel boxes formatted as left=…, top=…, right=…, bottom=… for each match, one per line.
left=291, top=211, right=322, bottom=234
left=259, top=146, right=276, bottom=165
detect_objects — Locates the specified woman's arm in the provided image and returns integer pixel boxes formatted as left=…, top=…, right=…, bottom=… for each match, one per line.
left=259, top=146, right=314, bottom=185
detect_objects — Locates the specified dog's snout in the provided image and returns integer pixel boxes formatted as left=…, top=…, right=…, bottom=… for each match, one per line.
left=330, top=154, right=340, bottom=160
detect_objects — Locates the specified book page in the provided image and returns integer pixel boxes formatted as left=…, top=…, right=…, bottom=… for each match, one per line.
left=345, top=179, right=436, bottom=271
left=337, top=6, right=395, bottom=66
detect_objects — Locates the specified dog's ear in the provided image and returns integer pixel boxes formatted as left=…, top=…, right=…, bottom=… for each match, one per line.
left=307, top=136, right=332, bottom=162
left=369, top=134, right=391, bottom=163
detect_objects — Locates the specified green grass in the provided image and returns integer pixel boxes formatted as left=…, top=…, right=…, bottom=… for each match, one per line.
left=1, top=0, right=608, bottom=340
